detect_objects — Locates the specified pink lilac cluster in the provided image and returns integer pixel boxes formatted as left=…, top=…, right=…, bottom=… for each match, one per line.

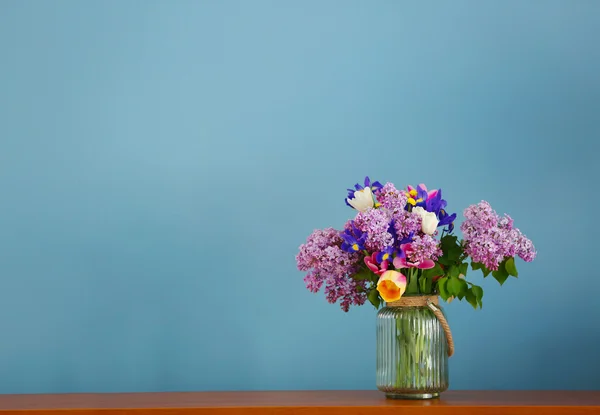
left=352, top=208, right=394, bottom=252
left=295, top=228, right=366, bottom=311
left=375, top=182, right=407, bottom=216
left=462, top=200, right=499, bottom=231
left=498, top=214, right=514, bottom=230
left=460, top=201, right=536, bottom=270
left=407, top=235, right=443, bottom=263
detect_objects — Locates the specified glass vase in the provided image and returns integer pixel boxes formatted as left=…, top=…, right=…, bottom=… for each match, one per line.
left=376, top=296, right=450, bottom=399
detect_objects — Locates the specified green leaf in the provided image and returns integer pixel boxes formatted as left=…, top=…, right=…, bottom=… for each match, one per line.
left=471, top=284, right=484, bottom=308
left=457, top=279, right=468, bottom=300
left=437, top=256, right=453, bottom=266
left=447, top=265, right=460, bottom=279
left=447, top=277, right=463, bottom=297
left=505, top=257, right=519, bottom=277
left=459, top=262, right=468, bottom=277
left=370, top=272, right=380, bottom=284
left=437, top=277, right=450, bottom=301
left=465, top=289, right=478, bottom=309
left=441, top=235, right=459, bottom=251
left=440, top=235, right=463, bottom=264
left=492, top=261, right=510, bottom=285
left=367, top=289, right=380, bottom=309
left=352, top=267, right=373, bottom=281
left=422, top=263, right=444, bottom=279
left=471, top=261, right=491, bottom=277
left=492, top=269, right=509, bottom=285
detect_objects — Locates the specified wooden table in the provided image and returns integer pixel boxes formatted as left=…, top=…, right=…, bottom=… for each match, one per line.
left=0, top=391, right=599, bottom=414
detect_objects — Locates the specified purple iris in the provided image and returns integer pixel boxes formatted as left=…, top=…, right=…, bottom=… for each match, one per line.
left=425, top=189, right=446, bottom=215
left=345, top=176, right=383, bottom=207
left=438, top=208, right=456, bottom=233
left=398, top=232, right=415, bottom=246
left=376, top=246, right=395, bottom=264
left=340, top=224, right=368, bottom=253
left=415, top=184, right=429, bottom=208
left=385, top=220, right=410, bottom=259
left=422, top=188, right=456, bottom=232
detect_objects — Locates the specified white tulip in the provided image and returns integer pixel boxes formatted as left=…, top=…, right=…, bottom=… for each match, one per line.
left=347, top=187, right=375, bottom=212
left=412, top=206, right=439, bottom=235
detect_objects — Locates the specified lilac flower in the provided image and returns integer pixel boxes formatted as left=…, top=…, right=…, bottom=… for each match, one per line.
left=296, top=228, right=360, bottom=274
left=324, top=275, right=367, bottom=312
left=406, top=235, right=443, bottom=263
left=303, top=272, right=323, bottom=293
left=392, top=210, right=422, bottom=241
left=353, top=208, right=394, bottom=252
left=461, top=201, right=536, bottom=270
left=375, top=182, right=407, bottom=215
left=515, top=231, right=536, bottom=262
left=498, top=214, right=514, bottom=230
left=463, top=201, right=499, bottom=232
left=296, top=228, right=365, bottom=311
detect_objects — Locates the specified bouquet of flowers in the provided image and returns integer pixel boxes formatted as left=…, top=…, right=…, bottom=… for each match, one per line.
left=296, top=177, right=536, bottom=312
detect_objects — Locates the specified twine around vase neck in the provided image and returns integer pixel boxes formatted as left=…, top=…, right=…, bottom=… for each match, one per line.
left=386, top=295, right=439, bottom=308
left=385, top=295, right=454, bottom=357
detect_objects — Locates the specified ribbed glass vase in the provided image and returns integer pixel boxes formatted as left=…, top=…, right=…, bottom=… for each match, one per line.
left=376, top=296, right=449, bottom=399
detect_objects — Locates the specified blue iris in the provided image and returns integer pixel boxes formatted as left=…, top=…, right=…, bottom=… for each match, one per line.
left=422, top=188, right=456, bottom=233
left=376, top=246, right=395, bottom=263
left=340, top=223, right=368, bottom=253
left=438, top=208, right=457, bottom=233
left=415, top=184, right=429, bottom=208
left=385, top=219, right=411, bottom=260
left=425, top=189, right=445, bottom=215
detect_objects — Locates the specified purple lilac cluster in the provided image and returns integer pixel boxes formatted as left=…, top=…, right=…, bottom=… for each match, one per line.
left=352, top=208, right=394, bottom=252
left=498, top=214, right=514, bottom=230
left=295, top=228, right=366, bottom=311
left=375, top=183, right=407, bottom=215
left=407, top=235, right=443, bottom=263
left=375, top=183, right=423, bottom=240
left=324, top=276, right=367, bottom=312
left=393, top=211, right=422, bottom=240
left=460, top=201, right=536, bottom=270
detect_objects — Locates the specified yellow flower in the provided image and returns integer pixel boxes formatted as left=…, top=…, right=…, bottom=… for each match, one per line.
left=376, top=270, right=407, bottom=303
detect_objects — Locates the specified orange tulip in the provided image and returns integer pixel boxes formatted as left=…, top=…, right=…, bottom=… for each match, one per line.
left=376, top=270, right=407, bottom=302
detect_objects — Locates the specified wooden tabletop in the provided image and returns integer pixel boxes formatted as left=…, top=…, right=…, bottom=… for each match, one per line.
left=0, top=390, right=599, bottom=415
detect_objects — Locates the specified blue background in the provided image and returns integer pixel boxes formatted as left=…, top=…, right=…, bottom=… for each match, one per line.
left=1, top=0, right=599, bottom=394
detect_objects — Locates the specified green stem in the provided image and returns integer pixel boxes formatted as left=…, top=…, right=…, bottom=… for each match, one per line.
left=406, top=268, right=419, bottom=295
left=394, top=307, right=432, bottom=389
left=395, top=317, right=403, bottom=387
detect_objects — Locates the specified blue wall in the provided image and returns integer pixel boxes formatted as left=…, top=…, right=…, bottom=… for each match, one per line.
left=1, top=0, right=599, bottom=393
